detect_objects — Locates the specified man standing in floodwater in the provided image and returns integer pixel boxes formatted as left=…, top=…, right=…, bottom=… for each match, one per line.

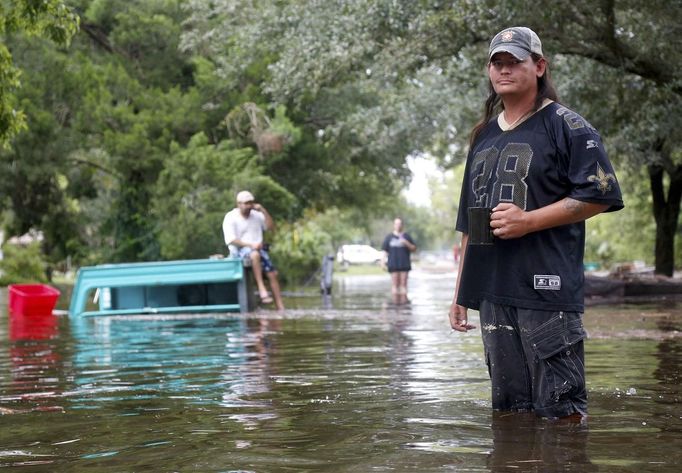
left=449, top=27, right=623, bottom=420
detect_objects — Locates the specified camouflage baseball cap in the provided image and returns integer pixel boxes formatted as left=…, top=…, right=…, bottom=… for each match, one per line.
left=489, top=27, right=543, bottom=60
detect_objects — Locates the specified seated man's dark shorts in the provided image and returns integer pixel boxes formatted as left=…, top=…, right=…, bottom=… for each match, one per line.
left=237, top=247, right=276, bottom=273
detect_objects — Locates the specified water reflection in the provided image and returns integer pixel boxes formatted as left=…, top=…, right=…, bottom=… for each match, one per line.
left=654, top=338, right=680, bottom=387
left=0, top=270, right=680, bottom=471
left=69, top=315, right=249, bottom=405
left=9, top=313, right=58, bottom=341
left=487, top=412, right=596, bottom=472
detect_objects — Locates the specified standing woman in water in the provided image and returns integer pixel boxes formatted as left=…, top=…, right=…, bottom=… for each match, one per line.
left=382, top=217, right=417, bottom=302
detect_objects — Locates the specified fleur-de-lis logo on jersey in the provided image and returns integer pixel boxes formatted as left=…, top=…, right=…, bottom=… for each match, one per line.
left=588, top=163, right=616, bottom=194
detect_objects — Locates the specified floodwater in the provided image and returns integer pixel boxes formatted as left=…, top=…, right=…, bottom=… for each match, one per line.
left=0, top=268, right=681, bottom=472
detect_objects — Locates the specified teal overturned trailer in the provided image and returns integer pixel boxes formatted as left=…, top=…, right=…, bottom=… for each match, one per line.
left=69, top=258, right=252, bottom=317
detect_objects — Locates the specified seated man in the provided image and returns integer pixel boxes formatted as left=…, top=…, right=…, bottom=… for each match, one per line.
left=222, top=190, right=284, bottom=310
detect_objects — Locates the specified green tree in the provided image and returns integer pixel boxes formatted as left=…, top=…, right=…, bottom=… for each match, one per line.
left=0, top=35, right=96, bottom=270
left=182, top=0, right=417, bottom=214
left=66, top=0, right=204, bottom=262
left=0, top=0, right=79, bottom=146
left=531, top=2, right=682, bottom=276
left=1, top=0, right=212, bottom=266
left=0, top=242, right=48, bottom=285
left=182, top=0, right=682, bottom=274
left=3, top=0, right=676, bottom=284
left=270, top=215, right=333, bottom=284
left=152, top=132, right=295, bottom=260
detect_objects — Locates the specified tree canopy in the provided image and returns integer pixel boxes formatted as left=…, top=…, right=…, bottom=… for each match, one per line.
left=0, top=0, right=680, bottom=282
left=0, top=0, right=79, bottom=146
left=182, top=0, right=681, bottom=274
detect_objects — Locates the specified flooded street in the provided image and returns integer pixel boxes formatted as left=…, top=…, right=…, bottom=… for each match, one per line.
left=0, top=268, right=681, bottom=472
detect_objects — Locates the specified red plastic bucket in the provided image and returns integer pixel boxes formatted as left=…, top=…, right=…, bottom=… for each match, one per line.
left=8, top=284, right=61, bottom=317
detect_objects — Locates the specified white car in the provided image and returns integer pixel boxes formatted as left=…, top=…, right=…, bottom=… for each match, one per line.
left=336, top=244, right=382, bottom=265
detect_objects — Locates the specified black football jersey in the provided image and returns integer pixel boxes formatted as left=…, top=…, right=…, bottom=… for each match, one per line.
left=455, top=102, right=623, bottom=312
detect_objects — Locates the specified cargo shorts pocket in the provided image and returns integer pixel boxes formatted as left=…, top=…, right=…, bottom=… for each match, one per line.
left=528, top=312, right=586, bottom=403
left=529, top=312, right=586, bottom=359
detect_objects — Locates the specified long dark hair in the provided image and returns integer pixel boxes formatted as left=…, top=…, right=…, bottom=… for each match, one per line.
left=468, top=53, right=559, bottom=145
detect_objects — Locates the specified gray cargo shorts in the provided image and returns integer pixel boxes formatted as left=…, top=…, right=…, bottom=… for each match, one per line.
left=479, top=300, right=588, bottom=418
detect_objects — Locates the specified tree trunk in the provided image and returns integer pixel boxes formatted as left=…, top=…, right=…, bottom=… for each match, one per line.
left=649, top=164, right=682, bottom=277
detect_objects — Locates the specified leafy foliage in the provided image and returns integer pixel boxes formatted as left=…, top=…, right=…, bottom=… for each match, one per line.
left=181, top=0, right=681, bottom=272
left=0, top=0, right=680, bottom=286
left=0, top=243, right=48, bottom=285
left=152, top=132, right=296, bottom=260
left=270, top=215, right=334, bottom=285
left=0, top=0, right=79, bottom=146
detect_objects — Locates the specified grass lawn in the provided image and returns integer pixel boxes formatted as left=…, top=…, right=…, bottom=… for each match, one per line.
left=333, top=263, right=385, bottom=277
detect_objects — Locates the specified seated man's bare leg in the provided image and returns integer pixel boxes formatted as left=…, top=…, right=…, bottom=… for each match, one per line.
left=266, top=271, right=285, bottom=310
left=249, top=251, right=269, bottom=297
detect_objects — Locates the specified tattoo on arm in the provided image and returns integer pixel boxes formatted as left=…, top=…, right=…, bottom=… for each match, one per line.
left=563, top=198, right=585, bottom=214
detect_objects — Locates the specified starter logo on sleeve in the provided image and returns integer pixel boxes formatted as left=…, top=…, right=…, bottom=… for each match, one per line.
left=534, top=275, right=561, bottom=290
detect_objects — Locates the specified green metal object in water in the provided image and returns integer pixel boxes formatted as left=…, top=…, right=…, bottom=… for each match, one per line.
left=68, top=258, right=250, bottom=317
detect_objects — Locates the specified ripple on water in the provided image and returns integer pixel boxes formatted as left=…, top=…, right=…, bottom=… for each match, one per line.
left=0, top=284, right=681, bottom=471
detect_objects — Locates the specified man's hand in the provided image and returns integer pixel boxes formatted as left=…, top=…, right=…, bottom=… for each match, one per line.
left=491, top=199, right=610, bottom=238
left=252, top=203, right=275, bottom=231
left=449, top=302, right=476, bottom=332
left=490, top=203, right=530, bottom=239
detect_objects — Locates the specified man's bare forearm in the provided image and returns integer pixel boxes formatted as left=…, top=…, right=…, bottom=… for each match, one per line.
left=491, top=198, right=610, bottom=239
left=528, top=198, right=609, bottom=232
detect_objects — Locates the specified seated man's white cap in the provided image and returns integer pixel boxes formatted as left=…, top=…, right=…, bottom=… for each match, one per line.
left=236, top=190, right=255, bottom=203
